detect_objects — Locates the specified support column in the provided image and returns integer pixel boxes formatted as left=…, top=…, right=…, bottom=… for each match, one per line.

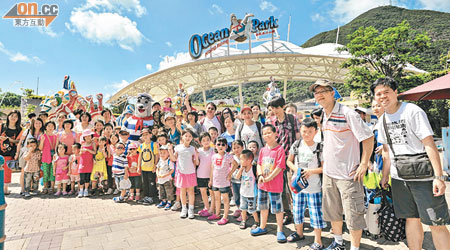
left=202, top=89, right=207, bottom=108
left=238, top=82, right=244, bottom=108
left=283, top=78, right=288, bottom=100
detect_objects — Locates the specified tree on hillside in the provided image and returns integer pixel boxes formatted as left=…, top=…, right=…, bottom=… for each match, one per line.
left=339, top=21, right=430, bottom=97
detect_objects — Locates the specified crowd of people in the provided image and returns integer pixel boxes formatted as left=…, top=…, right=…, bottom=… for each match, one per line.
left=0, top=78, right=449, bottom=250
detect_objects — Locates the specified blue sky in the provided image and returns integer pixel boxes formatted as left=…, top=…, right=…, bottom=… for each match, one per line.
left=1, top=0, right=449, bottom=105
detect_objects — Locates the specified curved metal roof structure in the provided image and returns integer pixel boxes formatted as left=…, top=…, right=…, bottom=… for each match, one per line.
left=107, top=40, right=425, bottom=105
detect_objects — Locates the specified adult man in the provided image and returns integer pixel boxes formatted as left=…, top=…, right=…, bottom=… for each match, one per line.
left=101, top=109, right=116, bottom=126
left=373, top=78, right=449, bottom=250
left=310, top=79, right=374, bottom=250
left=267, top=97, right=300, bottom=225
left=200, top=102, right=222, bottom=134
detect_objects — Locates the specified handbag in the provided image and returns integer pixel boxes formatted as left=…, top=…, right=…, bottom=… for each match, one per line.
left=382, top=114, right=433, bottom=179
left=377, top=187, right=406, bottom=242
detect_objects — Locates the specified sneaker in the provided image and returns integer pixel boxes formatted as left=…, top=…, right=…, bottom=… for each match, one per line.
left=233, top=209, right=241, bottom=218
left=20, top=192, right=25, bottom=196
left=42, top=188, right=48, bottom=194
left=309, top=242, right=324, bottom=250
left=137, top=196, right=148, bottom=204
left=78, top=190, right=84, bottom=198
left=83, top=189, right=90, bottom=197
left=135, top=195, right=140, bottom=202
left=325, top=241, right=345, bottom=250
left=128, top=196, right=134, bottom=201
left=230, top=198, right=235, bottom=206
left=98, top=189, right=104, bottom=196
left=188, top=208, right=195, bottom=219
left=250, top=227, right=268, bottom=236
left=24, top=192, right=31, bottom=198
left=113, top=189, right=119, bottom=195
left=62, top=191, right=68, bottom=196
left=106, top=188, right=113, bottom=195
left=198, top=209, right=210, bottom=217
left=207, top=214, right=221, bottom=220
left=217, top=218, right=228, bottom=225
left=157, top=201, right=167, bottom=208
left=277, top=232, right=287, bottom=243
left=171, top=201, right=181, bottom=211
left=164, top=202, right=172, bottom=210
left=54, top=191, right=61, bottom=196
left=113, top=196, right=124, bottom=203
left=68, top=190, right=74, bottom=195
left=180, top=207, right=188, bottom=218
left=145, top=197, right=154, bottom=205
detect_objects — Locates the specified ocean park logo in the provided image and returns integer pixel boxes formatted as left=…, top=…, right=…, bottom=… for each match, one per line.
left=189, top=14, right=279, bottom=59
left=3, top=2, right=59, bottom=27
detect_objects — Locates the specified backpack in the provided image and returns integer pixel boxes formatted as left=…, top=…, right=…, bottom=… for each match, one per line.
left=270, top=113, right=297, bottom=142
left=237, top=121, right=263, bottom=147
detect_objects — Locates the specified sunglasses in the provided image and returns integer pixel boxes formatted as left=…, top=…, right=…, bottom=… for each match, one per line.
left=216, top=143, right=226, bottom=147
left=129, top=148, right=137, bottom=150
left=198, top=114, right=204, bottom=116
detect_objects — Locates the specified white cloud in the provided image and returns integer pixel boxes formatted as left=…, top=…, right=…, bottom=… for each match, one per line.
left=212, top=4, right=224, bottom=14
left=165, top=41, right=172, bottom=47
left=311, top=13, right=325, bottom=22
left=0, top=42, right=43, bottom=64
left=66, top=9, right=144, bottom=51
left=159, top=52, right=191, bottom=70
left=329, top=0, right=392, bottom=24
left=37, top=26, right=58, bottom=37
left=418, top=0, right=450, bottom=12
left=112, top=80, right=129, bottom=89
left=145, top=64, right=152, bottom=71
left=259, top=1, right=278, bottom=13
left=83, top=0, right=147, bottom=17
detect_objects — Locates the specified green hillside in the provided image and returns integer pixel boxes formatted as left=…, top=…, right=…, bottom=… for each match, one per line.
left=302, top=5, right=450, bottom=72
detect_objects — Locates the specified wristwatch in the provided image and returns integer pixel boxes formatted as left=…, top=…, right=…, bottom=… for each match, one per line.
left=434, top=176, right=447, bottom=181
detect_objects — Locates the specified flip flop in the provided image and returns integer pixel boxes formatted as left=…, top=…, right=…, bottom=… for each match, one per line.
left=287, top=232, right=305, bottom=242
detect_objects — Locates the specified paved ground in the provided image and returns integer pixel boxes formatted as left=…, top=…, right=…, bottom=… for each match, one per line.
left=4, top=173, right=449, bottom=250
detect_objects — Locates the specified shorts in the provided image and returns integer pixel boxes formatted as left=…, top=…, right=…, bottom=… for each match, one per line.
left=70, top=175, right=80, bottom=182
left=79, top=173, right=91, bottom=185
left=292, top=192, right=326, bottom=229
left=212, top=186, right=231, bottom=193
left=391, top=178, right=450, bottom=226
left=240, top=196, right=257, bottom=214
left=55, top=178, right=70, bottom=185
left=322, top=174, right=366, bottom=230
left=257, top=189, right=283, bottom=214
left=114, top=176, right=125, bottom=190
left=129, top=176, right=142, bottom=189
left=158, top=181, right=175, bottom=201
left=197, top=178, right=209, bottom=188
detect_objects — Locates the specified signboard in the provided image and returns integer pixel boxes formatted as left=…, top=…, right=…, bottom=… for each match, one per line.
left=189, top=14, right=279, bottom=59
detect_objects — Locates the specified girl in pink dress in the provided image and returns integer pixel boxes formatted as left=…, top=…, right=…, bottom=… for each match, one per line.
left=78, top=129, right=96, bottom=198
left=53, top=144, right=70, bottom=196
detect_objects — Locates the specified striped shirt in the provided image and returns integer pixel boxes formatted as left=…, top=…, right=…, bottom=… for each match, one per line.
left=322, top=102, right=373, bottom=180
left=122, top=116, right=154, bottom=143
left=112, top=153, right=128, bottom=177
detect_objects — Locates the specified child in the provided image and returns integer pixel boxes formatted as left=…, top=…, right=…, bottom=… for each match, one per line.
left=118, top=130, right=130, bottom=154
left=108, top=134, right=119, bottom=194
left=208, top=137, right=237, bottom=225
left=112, top=142, right=128, bottom=202
left=138, top=128, right=159, bottom=205
left=286, top=119, right=325, bottom=249
left=39, top=121, right=57, bottom=194
left=91, top=136, right=109, bottom=195
left=165, top=113, right=181, bottom=145
left=208, top=127, right=219, bottom=145
left=53, top=143, right=70, bottom=196
left=236, top=149, right=260, bottom=229
left=23, top=138, right=41, bottom=197
left=248, top=140, right=260, bottom=164
left=197, top=132, right=215, bottom=217
left=251, top=124, right=287, bottom=243
left=169, top=130, right=199, bottom=219
left=78, top=129, right=96, bottom=198
left=127, top=143, right=141, bottom=201
left=231, top=140, right=244, bottom=221
left=156, top=145, right=175, bottom=209
left=69, top=143, right=81, bottom=195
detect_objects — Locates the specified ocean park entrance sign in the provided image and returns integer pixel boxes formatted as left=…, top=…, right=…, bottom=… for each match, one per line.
left=188, top=13, right=279, bottom=59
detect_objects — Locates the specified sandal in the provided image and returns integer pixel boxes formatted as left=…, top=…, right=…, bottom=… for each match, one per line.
left=239, top=220, right=247, bottom=229
left=287, top=232, right=305, bottom=242
left=217, top=218, right=229, bottom=225
left=42, top=189, right=48, bottom=194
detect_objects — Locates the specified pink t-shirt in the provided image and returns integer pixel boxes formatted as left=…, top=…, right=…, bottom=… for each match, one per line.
left=257, top=145, right=286, bottom=193
left=70, top=155, right=80, bottom=176
left=197, top=147, right=214, bottom=178
left=58, top=131, right=76, bottom=155
left=78, top=144, right=94, bottom=173
left=41, top=134, right=57, bottom=164
left=55, top=155, right=69, bottom=174
left=212, top=153, right=233, bottom=188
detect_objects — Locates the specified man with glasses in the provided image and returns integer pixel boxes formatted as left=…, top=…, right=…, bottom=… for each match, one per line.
left=201, top=102, right=222, bottom=134
left=310, top=79, right=374, bottom=250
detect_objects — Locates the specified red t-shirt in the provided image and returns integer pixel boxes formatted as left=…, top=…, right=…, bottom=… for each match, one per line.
left=257, top=144, right=286, bottom=193
left=127, top=154, right=140, bottom=177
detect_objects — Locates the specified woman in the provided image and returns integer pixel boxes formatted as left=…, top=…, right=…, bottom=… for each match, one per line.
left=220, top=108, right=241, bottom=129
left=17, top=118, right=44, bottom=195
left=101, top=109, right=116, bottom=126
left=0, top=110, right=23, bottom=194
left=57, top=119, right=77, bottom=155
left=74, top=112, right=92, bottom=140
left=55, top=113, right=67, bottom=133
left=251, top=104, right=265, bottom=125
left=184, top=111, right=202, bottom=137
left=220, top=116, right=236, bottom=151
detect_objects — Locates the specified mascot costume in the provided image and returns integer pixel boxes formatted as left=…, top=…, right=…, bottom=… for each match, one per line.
left=122, top=93, right=154, bottom=144
left=262, top=76, right=281, bottom=105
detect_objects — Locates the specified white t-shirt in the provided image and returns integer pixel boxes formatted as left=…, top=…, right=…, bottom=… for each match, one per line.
left=289, top=140, right=323, bottom=193
left=156, top=159, right=174, bottom=184
left=376, top=102, right=434, bottom=181
left=235, top=122, right=264, bottom=149
left=202, top=116, right=222, bottom=133
left=240, top=167, right=256, bottom=198
left=174, top=144, right=196, bottom=174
